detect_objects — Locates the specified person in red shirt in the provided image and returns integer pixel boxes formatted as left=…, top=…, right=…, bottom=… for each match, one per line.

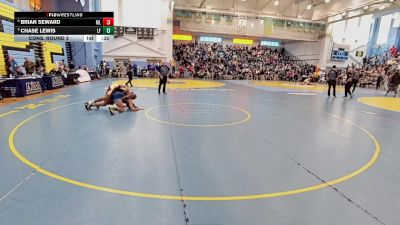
left=178, top=66, right=184, bottom=78
left=390, top=45, right=398, bottom=58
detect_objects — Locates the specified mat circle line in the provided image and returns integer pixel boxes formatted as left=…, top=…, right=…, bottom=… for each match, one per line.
left=144, top=103, right=252, bottom=127
left=8, top=101, right=381, bottom=201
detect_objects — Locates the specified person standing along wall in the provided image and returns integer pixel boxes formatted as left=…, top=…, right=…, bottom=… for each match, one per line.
left=385, top=71, right=400, bottom=97
left=133, top=63, right=138, bottom=77
left=327, top=65, right=338, bottom=98
left=343, top=71, right=353, bottom=98
left=376, top=73, right=383, bottom=90
left=351, top=68, right=361, bottom=93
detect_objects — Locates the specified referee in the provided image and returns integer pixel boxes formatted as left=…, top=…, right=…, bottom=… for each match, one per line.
left=158, top=62, right=170, bottom=94
left=125, top=63, right=133, bottom=87
left=327, top=65, right=338, bottom=97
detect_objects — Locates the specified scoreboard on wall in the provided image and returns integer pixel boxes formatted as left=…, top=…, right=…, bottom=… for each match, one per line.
left=13, top=12, right=114, bottom=42
left=113, top=26, right=155, bottom=39
left=331, top=44, right=350, bottom=61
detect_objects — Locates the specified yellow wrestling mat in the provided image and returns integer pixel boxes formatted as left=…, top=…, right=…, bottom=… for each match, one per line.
left=113, top=79, right=225, bottom=89
left=251, top=81, right=344, bottom=92
left=358, top=97, right=400, bottom=112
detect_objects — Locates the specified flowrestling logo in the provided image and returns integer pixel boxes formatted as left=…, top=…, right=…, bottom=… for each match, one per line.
left=25, top=81, right=42, bottom=95
left=52, top=76, right=64, bottom=87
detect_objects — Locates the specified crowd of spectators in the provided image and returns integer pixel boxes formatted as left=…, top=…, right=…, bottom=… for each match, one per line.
left=173, top=42, right=317, bottom=81
left=4, top=55, right=99, bottom=80
left=333, top=47, right=400, bottom=90
left=5, top=56, right=46, bottom=78
left=173, top=42, right=400, bottom=92
left=6, top=42, right=398, bottom=93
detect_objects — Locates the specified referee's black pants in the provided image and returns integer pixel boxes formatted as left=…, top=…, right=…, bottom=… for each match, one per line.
left=327, top=80, right=336, bottom=97
left=126, top=76, right=133, bottom=87
left=159, top=76, right=167, bottom=94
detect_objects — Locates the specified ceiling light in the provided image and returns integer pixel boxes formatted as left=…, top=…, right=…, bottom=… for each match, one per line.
left=379, top=5, right=386, bottom=10
left=325, top=0, right=330, bottom=3
left=307, top=4, right=312, bottom=10
left=241, top=0, right=247, bottom=1
left=341, top=12, right=347, bottom=16
left=260, top=19, right=264, bottom=24
left=363, top=6, right=369, bottom=10
left=274, top=0, right=279, bottom=6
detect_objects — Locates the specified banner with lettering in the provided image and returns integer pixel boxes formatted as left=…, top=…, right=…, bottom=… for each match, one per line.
left=264, top=18, right=273, bottom=36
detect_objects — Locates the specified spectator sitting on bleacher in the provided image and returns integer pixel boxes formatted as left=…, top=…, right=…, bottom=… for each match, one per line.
left=6, top=56, right=18, bottom=78
left=23, top=58, right=35, bottom=75
left=35, top=59, right=44, bottom=76
left=15, top=66, right=25, bottom=78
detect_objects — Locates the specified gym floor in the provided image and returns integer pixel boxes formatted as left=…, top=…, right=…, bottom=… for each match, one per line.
left=0, top=79, right=399, bottom=225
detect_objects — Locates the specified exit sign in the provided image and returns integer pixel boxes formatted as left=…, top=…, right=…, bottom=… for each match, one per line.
left=356, top=51, right=364, bottom=57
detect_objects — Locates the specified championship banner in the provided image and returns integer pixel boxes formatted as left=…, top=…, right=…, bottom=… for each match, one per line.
left=237, top=16, right=247, bottom=34
left=264, top=18, right=273, bottom=36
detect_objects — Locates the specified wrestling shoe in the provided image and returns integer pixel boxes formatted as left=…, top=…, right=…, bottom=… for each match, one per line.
left=108, top=105, right=118, bottom=115
left=85, top=102, right=92, bottom=111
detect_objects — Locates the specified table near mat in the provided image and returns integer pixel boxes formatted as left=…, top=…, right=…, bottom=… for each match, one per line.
left=42, top=75, right=64, bottom=90
left=0, top=77, right=45, bottom=97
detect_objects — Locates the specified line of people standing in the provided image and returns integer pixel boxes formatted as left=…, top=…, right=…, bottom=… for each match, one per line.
left=327, top=65, right=400, bottom=98
left=123, top=61, right=170, bottom=94
left=327, top=65, right=356, bottom=98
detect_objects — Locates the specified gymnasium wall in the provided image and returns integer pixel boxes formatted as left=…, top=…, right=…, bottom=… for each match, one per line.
left=173, top=22, right=281, bottom=47
left=283, top=40, right=323, bottom=65
left=40, top=0, right=101, bottom=70
left=179, top=16, right=323, bottom=42
left=318, top=15, right=374, bottom=69
left=102, top=0, right=173, bottom=63
left=0, top=0, right=66, bottom=76
left=368, top=11, right=400, bottom=57
left=43, top=0, right=89, bottom=12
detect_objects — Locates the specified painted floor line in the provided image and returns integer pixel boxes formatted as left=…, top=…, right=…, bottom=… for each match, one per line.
left=357, top=110, right=377, bottom=115
left=8, top=101, right=380, bottom=201
left=286, top=93, right=317, bottom=96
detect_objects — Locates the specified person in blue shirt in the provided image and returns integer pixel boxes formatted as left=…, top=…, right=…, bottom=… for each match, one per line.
left=155, top=63, right=161, bottom=72
left=147, top=63, right=153, bottom=71
left=6, top=56, right=18, bottom=77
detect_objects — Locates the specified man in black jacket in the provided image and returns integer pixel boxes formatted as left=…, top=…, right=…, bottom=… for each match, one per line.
left=327, top=65, right=338, bottom=97
left=385, top=71, right=400, bottom=97
left=125, top=63, right=133, bottom=86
